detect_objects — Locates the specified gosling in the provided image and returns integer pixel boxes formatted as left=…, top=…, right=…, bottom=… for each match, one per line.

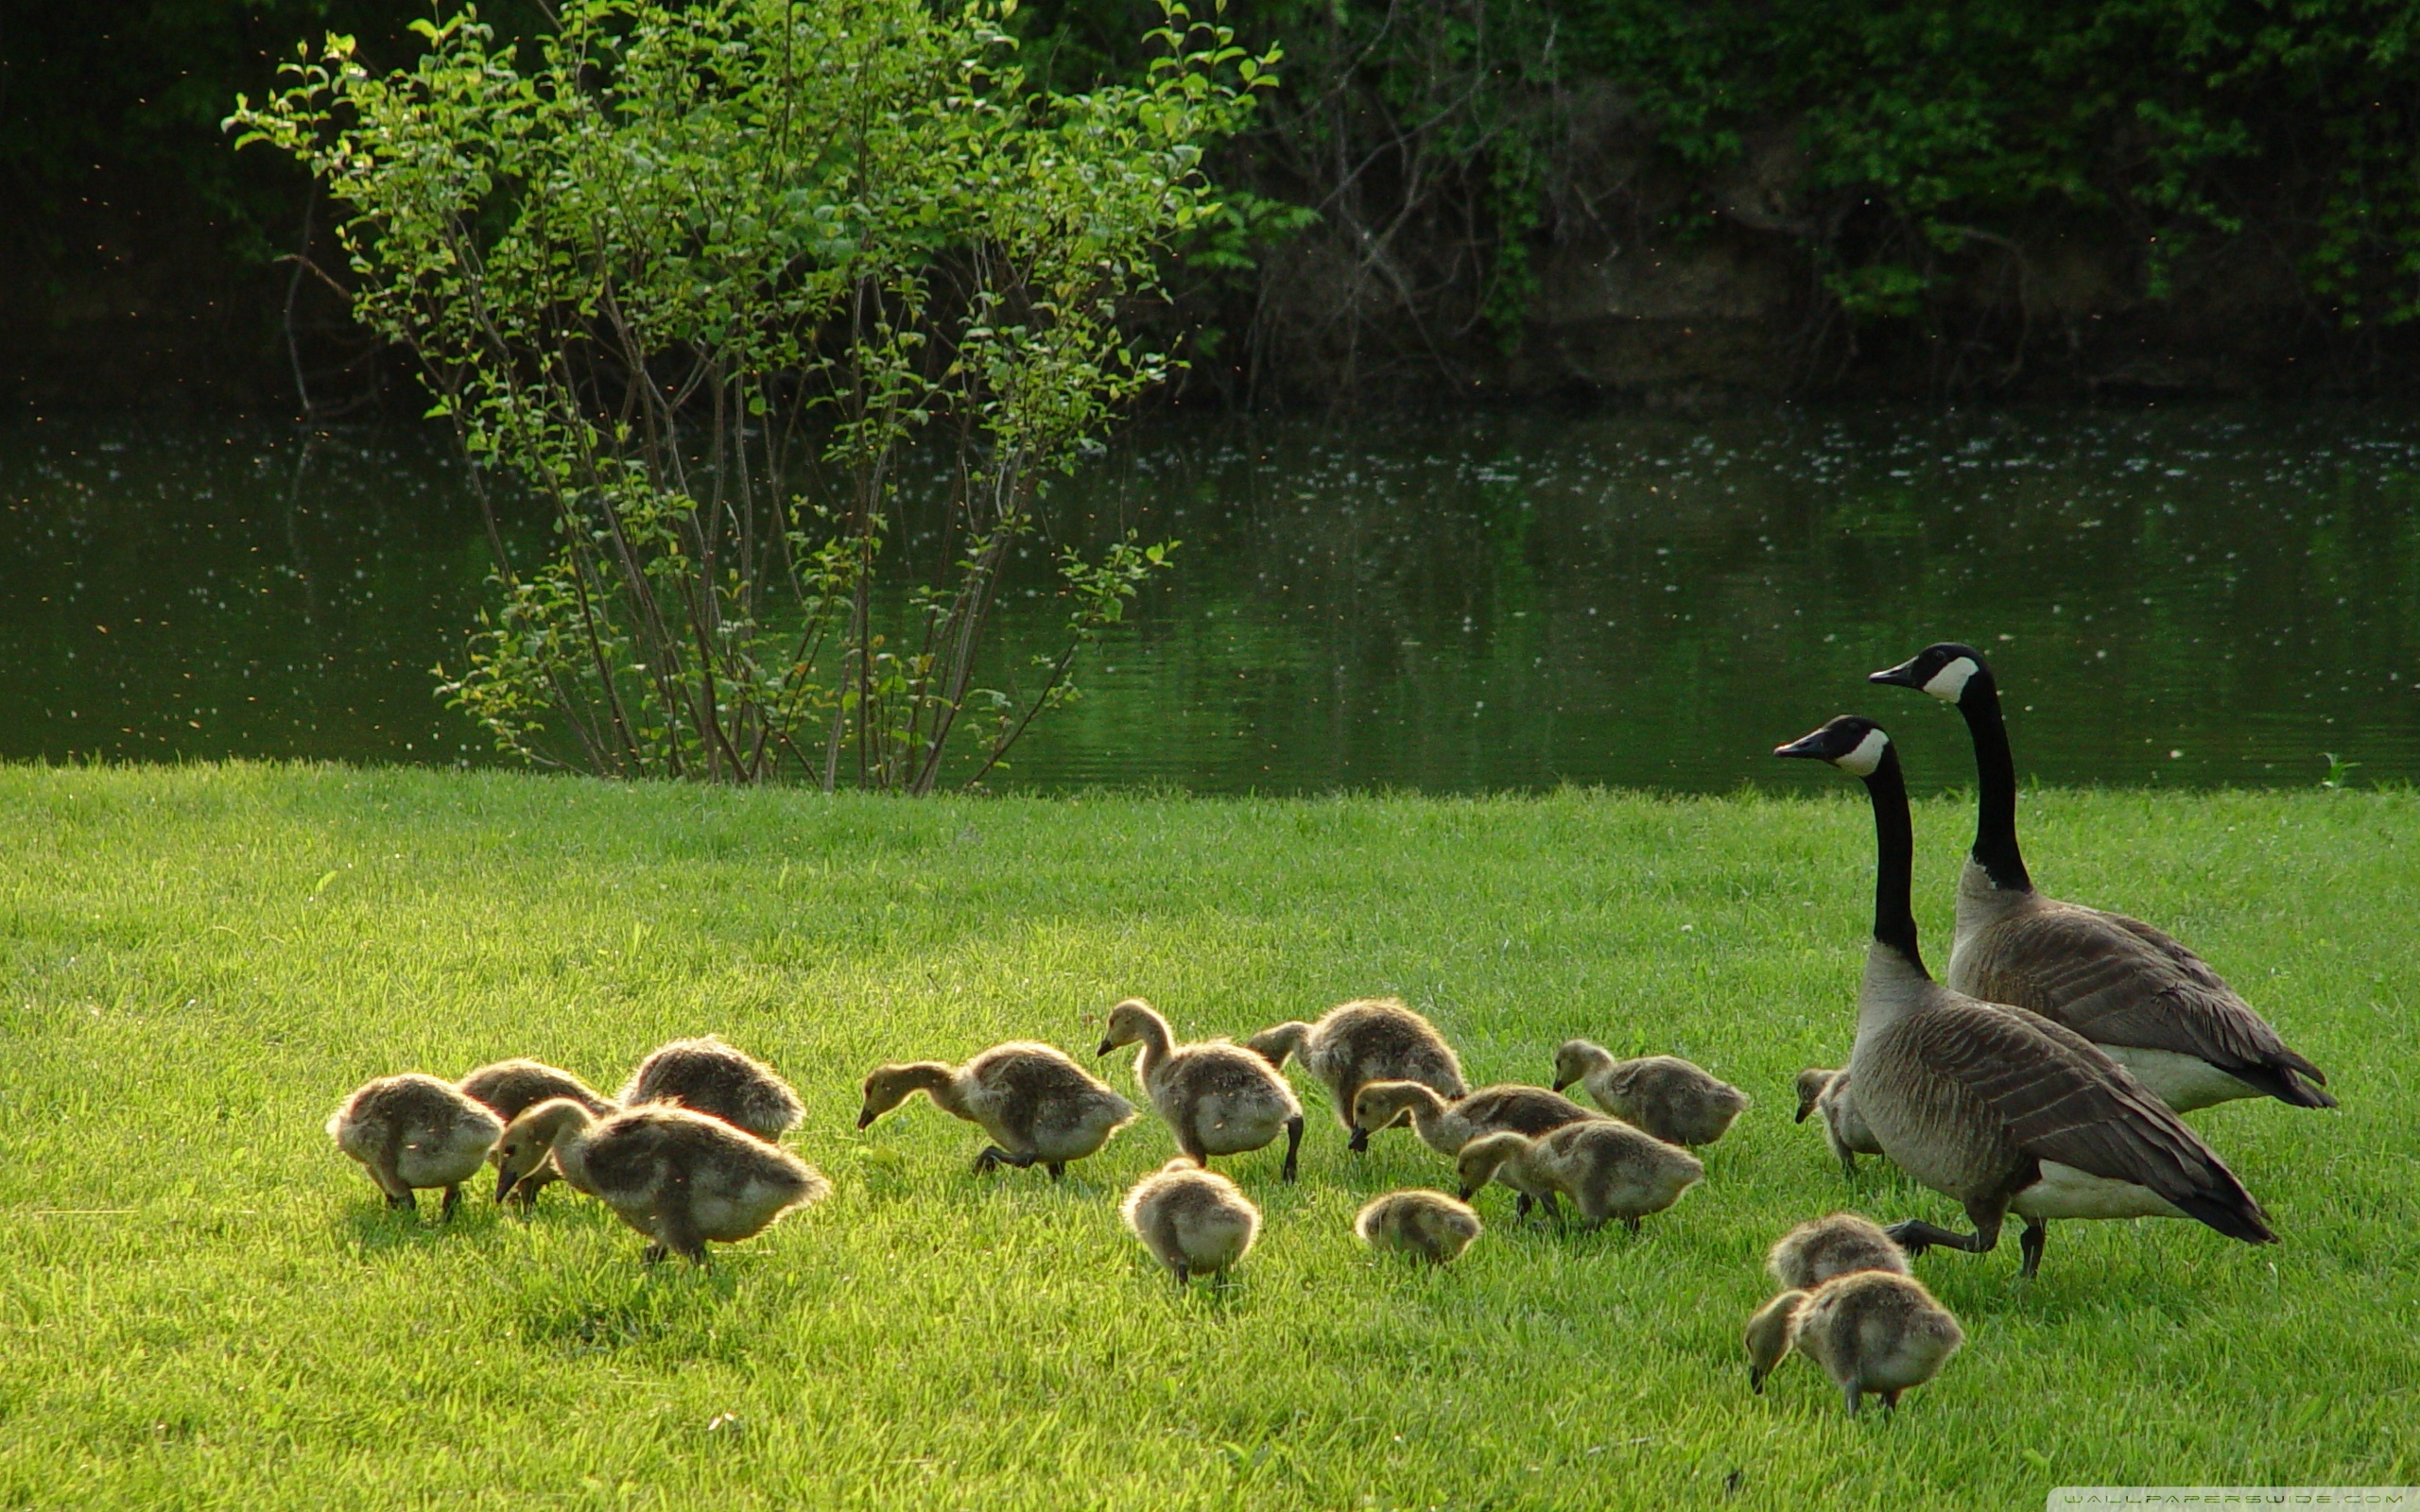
left=857, top=1041, right=1137, bottom=1179
left=1792, top=1067, right=1881, bottom=1178
left=1121, top=1158, right=1261, bottom=1285
left=1246, top=998, right=1465, bottom=1148
left=1455, top=1123, right=1704, bottom=1232
left=326, top=1074, right=504, bottom=1219
left=1099, top=999, right=1305, bottom=1181
left=619, top=1036, right=804, bottom=1141
left=1552, top=1042, right=1749, bottom=1147
left=1350, top=1080, right=1599, bottom=1211
left=1744, top=1270, right=1964, bottom=1416
left=1355, top=1190, right=1483, bottom=1265
left=458, top=1058, right=615, bottom=1207
left=1766, top=1211, right=1909, bottom=1291
left=492, top=1097, right=829, bottom=1264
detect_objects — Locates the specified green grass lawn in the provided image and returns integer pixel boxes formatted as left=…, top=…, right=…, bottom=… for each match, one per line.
left=1, top=765, right=2412, bottom=1509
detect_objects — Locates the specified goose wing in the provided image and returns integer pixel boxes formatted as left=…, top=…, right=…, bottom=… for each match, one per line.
left=1905, top=999, right=2274, bottom=1243
left=1964, top=903, right=2332, bottom=1106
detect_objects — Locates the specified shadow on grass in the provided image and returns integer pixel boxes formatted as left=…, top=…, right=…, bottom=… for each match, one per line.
left=337, top=1194, right=511, bottom=1255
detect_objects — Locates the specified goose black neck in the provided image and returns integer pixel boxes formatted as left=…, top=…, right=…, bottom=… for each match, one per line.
left=1956, top=670, right=2032, bottom=892
left=1862, top=746, right=1928, bottom=974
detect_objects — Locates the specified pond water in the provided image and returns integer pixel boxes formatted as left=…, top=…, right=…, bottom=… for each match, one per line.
left=6, top=404, right=2419, bottom=795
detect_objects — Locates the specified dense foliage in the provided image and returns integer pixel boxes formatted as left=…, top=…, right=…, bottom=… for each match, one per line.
left=233, top=0, right=1270, bottom=787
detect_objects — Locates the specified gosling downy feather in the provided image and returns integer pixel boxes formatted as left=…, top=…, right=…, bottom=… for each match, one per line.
left=1873, top=642, right=2333, bottom=1112
left=1552, top=1042, right=1749, bottom=1146
left=1775, top=715, right=2275, bottom=1279
left=1121, top=1158, right=1261, bottom=1283
left=1355, top=1190, right=1484, bottom=1264
left=327, top=1073, right=504, bottom=1219
left=493, top=1097, right=828, bottom=1264
left=1247, top=998, right=1466, bottom=1148
left=1793, top=1067, right=1882, bottom=1178
left=857, top=1041, right=1137, bottom=1179
left=1766, top=1211, right=1909, bottom=1291
left=1350, top=1080, right=1599, bottom=1174
left=1099, top=999, right=1304, bottom=1181
left=1745, top=1270, right=1963, bottom=1415
left=458, top=1059, right=615, bottom=1207
left=1455, top=1123, right=1703, bottom=1233
left=618, top=1036, right=804, bottom=1141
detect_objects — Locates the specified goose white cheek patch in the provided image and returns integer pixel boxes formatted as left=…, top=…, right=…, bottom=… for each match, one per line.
left=1921, top=657, right=1979, bottom=702
left=1832, top=729, right=1891, bottom=777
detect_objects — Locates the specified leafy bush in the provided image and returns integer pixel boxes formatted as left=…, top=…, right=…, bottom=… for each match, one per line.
left=233, top=0, right=1273, bottom=787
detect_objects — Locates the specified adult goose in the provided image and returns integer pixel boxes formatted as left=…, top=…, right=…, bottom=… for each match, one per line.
left=1774, top=715, right=2275, bottom=1278
left=1870, top=643, right=2332, bottom=1113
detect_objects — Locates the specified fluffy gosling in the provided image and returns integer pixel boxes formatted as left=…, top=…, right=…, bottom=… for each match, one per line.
left=458, top=1058, right=615, bottom=1208
left=1793, top=1067, right=1881, bottom=1178
left=1099, top=998, right=1305, bottom=1181
left=1745, top=1270, right=1964, bottom=1416
left=1355, top=1190, right=1483, bottom=1265
left=858, top=1041, right=1137, bottom=1179
left=618, top=1036, right=803, bottom=1141
left=493, top=1098, right=828, bottom=1264
left=1121, top=1158, right=1261, bottom=1284
left=326, top=1074, right=504, bottom=1219
left=1455, top=1122, right=1704, bottom=1232
left=1552, top=1043, right=1749, bottom=1147
left=1246, top=998, right=1465, bottom=1146
left=1349, top=1080, right=1598, bottom=1177
left=1766, top=1211, right=1910, bottom=1291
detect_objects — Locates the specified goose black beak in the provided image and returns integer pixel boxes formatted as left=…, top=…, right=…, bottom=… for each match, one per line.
left=1868, top=656, right=1925, bottom=689
left=1793, top=1102, right=1814, bottom=1125
left=1346, top=1126, right=1370, bottom=1153
left=1096, top=1040, right=1116, bottom=1057
left=1550, top=1075, right=1574, bottom=1092
left=494, top=1167, right=518, bottom=1205
left=1749, top=1367, right=1767, bottom=1395
left=1457, top=1184, right=1478, bottom=1201
left=1772, top=731, right=1829, bottom=760
left=855, top=1108, right=875, bottom=1130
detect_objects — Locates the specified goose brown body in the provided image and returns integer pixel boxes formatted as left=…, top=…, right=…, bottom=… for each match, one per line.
left=1099, top=1000, right=1304, bottom=1181
left=857, top=1041, right=1137, bottom=1178
left=327, top=1074, right=503, bottom=1218
left=1553, top=1043, right=1749, bottom=1146
left=619, top=1036, right=804, bottom=1141
left=458, top=1059, right=615, bottom=1207
left=1793, top=1068, right=1882, bottom=1177
left=1766, top=1211, right=1909, bottom=1291
left=493, top=1098, right=829, bottom=1263
left=1873, top=643, right=2333, bottom=1112
left=1455, top=1122, right=1703, bottom=1231
left=1247, top=999, right=1465, bottom=1146
left=1355, top=1190, right=1483, bottom=1264
left=1745, top=1271, right=1964, bottom=1415
left=1121, top=1160, right=1260, bottom=1283
left=1776, top=714, right=2275, bottom=1279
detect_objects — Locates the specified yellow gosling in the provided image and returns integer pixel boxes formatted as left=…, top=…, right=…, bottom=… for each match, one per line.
left=1745, top=1271, right=1964, bottom=1416
left=1766, top=1211, right=1910, bottom=1291
left=858, top=1041, right=1137, bottom=1179
left=326, top=1074, right=504, bottom=1220
left=458, top=1059, right=615, bottom=1208
left=618, top=1036, right=803, bottom=1141
left=1099, top=999, right=1304, bottom=1181
left=1354, top=1190, right=1482, bottom=1264
left=1454, top=1123, right=1703, bottom=1232
left=1552, top=1041, right=1749, bottom=1146
left=1121, top=1159, right=1261, bottom=1285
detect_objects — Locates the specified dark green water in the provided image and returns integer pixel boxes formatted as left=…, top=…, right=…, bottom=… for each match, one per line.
left=7, top=405, right=2420, bottom=794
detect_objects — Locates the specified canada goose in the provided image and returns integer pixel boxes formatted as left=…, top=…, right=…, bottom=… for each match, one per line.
left=326, top=1074, right=504, bottom=1218
left=1871, top=642, right=2333, bottom=1112
left=619, top=1036, right=804, bottom=1141
left=458, top=1059, right=616, bottom=1207
left=492, top=1097, right=829, bottom=1264
left=1745, top=1270, right=1964, bottom=1415
left=857, top=1041, right=1138, bottom=1179
left=1552, top=1042, right=1749, bottom=1146
left=1121, top=1158, right=1261, bottom=1284
left=1098, top=999, right=1305, bottom=1181
left=1246, top=997, right=1466, bottom=1150
left=1766, top=1211, right=1909, bottom=1291
left=1350, top=1080, right=1600, bottom=1213
left=1454, top=1123, right=1703, bottom=1232
left=1774, top=715, right=2275, bottom=1278
left=1355, top=1190, right=1484, bottom=1264
left=1792, top=1068, right=1882, bottom=1178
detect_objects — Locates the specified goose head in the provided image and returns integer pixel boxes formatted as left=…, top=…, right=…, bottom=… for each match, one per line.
left=1792, top=1068, right=1835, bottom=1125
left=1869, top=642, right=1989, bottom=706
left=1772, top=714, right=1892, bottom=776
left=1097, top=998, right=1160, bottom=1057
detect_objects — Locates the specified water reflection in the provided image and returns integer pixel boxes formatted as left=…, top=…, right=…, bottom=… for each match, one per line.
left=5, top=406, right=2418, bottom=792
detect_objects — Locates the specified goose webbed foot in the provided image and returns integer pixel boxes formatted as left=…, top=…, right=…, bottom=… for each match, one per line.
left=385, top=1190, right=416, bottom=1212
left=1046, top=1162, right=1065, bottom=1182
left=1884, top=1219, right=1994, bottom=1259
left=973, top=1145, right=1038, bottom=1177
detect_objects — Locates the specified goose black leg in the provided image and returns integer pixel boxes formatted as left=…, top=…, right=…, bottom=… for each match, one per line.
left=386, top=1190, right=416, bottom=1212
left=441, top=1183, right=461, bottom=1221
left=1622, top=1215, right=1642, bottom=1235
left=2018, top=1219, right=2048, bottom=1279
left=1514, top=1193, right=1533, bottom=1219
left=1280, top=1115, right=1304, bottom=1182
left=1842, top=1380, right=1865, bottom=1418
left=1886, top=1203, right=2006, bottom=1262
left=973, top=1145, right=1039, bottom=1176
left=1046, top=1162, right=1065, bottom=1182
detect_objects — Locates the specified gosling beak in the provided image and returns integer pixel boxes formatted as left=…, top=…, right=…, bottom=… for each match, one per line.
left=1346, top=1126, right=1370, bottom=1153
left=1457, top=1184, right=1478, bottom=1202
left=1550, top=1075, right=1573, bottom=1092
left=494, top=1167, right=518, bottom=1205
left=855, top=1108, right=875, bottom=1130
left=1868, top=656, right=1925, bottom=689
left=1749, top=1367, right=1767, bottom=1395
left=1793, top=1102, right=1814, bottom=1125
left=1096, top=1040, right=1115, bottom=1057
left=1772, top=730, right=1829, bottom=761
